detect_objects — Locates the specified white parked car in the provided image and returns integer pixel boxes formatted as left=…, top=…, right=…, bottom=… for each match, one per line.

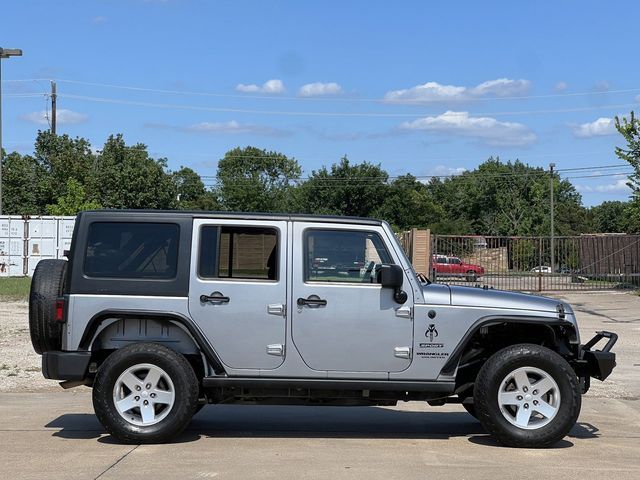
left=531, top=266, right=552, bottom=273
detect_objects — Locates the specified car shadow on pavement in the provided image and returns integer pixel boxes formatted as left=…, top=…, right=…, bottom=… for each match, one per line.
left=467, top=422, right=599, bottom=449
left=46, top=414, right=104, bottom=440
left=45, top=414, right=199, bottom=444
left=187, top=405, right=487, bottom=440
left=44, top=406, right=601, bottom=446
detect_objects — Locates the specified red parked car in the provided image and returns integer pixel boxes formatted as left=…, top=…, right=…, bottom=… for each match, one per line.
left=432, top=255, right=485, bottom=282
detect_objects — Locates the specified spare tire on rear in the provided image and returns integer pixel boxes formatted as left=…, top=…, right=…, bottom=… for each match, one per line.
left=29, top=259, right=67, bottom=354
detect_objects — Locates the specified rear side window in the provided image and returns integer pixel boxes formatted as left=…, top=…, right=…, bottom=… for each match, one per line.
left=198, top=226, right=278, bottom=281
left=84, top=222, right=179, bottom=279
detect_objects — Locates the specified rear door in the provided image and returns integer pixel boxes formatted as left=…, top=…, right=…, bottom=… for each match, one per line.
left=291, top=223, right=414, bottom=373
left=188, top=219, right=287, bottom=370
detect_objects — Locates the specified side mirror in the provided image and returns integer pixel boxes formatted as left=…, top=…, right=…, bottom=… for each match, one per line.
left=378, top=264, right=408, bottom=304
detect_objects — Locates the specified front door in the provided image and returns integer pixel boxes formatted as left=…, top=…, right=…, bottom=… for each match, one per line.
left=291, top=223, right=414, bottom=373
left=188, top=219, right=287, bottom=370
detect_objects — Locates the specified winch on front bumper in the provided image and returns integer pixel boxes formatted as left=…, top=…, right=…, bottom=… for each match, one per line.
left=575, top=331, right=618, bottom=393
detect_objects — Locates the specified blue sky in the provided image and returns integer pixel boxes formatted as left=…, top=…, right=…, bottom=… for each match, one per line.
left=3, top=0, right=639, bottom=206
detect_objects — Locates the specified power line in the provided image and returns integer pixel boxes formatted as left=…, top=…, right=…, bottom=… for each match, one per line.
left=4, top=93, right=47, bottom=98
left=563, top=172, right=633, bottom=180
left=199, top=164, right=631, bottom=180
left=56, top=92, right=638, bottom=118
left=4, top=77, right=640, bottom=104
left=196, top=169, right=634, bottom=187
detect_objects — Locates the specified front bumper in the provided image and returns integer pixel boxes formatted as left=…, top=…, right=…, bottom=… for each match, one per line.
left=578, top=331, right=618, bottom=383
left=42, top=351, right=91, bottom=380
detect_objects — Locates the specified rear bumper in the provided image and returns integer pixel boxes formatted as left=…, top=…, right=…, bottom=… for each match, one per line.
left=42, top=351, right=91, bottom=380
left=579, top=331, right=618, bottom=382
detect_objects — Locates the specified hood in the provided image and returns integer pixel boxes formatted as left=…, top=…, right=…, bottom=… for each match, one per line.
left=448, top=285, right=570, bottom=314
left=420, top=283, right=452, bottom=305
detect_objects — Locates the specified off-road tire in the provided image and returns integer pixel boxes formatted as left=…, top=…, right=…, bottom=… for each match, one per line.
left=29, top=259, right=67, bottom=354
left=93, top=343, right=199, bottom=444
left=474, top=343, right=581, bottom=448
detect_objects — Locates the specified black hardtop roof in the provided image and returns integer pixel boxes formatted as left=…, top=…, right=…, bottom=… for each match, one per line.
left=78, top=209, right=384, bottom=226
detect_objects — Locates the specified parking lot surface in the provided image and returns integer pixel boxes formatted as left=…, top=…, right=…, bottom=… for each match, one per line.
left=1, top=393, right=639, bottom=480
left=1, top=290, right=639, bottom=479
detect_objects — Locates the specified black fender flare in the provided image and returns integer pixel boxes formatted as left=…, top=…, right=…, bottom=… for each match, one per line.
left=79, top=309, right=225, bottom=374
left=439, top=315, right=579, bottom=377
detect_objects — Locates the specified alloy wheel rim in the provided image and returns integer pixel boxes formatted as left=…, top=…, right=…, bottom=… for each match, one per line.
left=112, top=363, right=175, bottom=427
left=497, top=366, right=561, bottom=430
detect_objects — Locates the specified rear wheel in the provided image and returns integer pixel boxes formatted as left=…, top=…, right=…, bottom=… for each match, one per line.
left=29, top=259, right=67, bottom=354
left=466, top=270, right=477, bottom=282
left=92, top=343, right=199, bottom=444
left=474, top=344, right=581, bottom=448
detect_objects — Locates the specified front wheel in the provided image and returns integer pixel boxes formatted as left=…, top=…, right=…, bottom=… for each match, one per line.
left=92, top=343, right=199, bottom=444
left=474, top=344, right=581, bottom=448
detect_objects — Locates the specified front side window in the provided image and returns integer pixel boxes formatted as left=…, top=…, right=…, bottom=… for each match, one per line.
left=199, top=226, right=278, bottom=281
left=84, top=222, right=179, bottom=279
left=305, top=229, right=392, bottom=283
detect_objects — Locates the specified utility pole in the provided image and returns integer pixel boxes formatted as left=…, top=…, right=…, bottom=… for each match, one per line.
left=50, top=81, right=57, bottom=135
left=550, top=163, right=555, bottom=274
left=0, top=47, right=23, bottom=216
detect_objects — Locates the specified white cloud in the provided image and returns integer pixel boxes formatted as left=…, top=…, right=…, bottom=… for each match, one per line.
left=554, top=81, right=568, bottom=92
left=573, top=117, right=616, bottom=138
left=576, top=177, right=630, bottom=193
left=19, top=109, right=88, bottom=125
left=470, top=79, right=530, bottom=97
left=235, top=79, right=285, bottom=94
left=399, top=111, right=536, bottom=146
left=384, top=78, right=530, bottom=103
left=298, top=82, right=343, bottom=97
left=185, top=120, right=289, bottom=137
left=427, top=165, right=468, bottom=176
left=594, top=80, right=611, bottom=92
left=385, top=82, right=465, bottom=103
left=92, top=16, right=107, bottom=24
left=636, top=95, right=640, bottom=102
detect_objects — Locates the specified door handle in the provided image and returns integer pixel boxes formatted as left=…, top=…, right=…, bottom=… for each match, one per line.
left=297, top=296, right=327, bottom=307
left=200, top=292, right=230, bottom=304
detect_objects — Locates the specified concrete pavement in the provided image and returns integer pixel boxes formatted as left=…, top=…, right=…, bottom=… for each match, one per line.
left=1, top=391, right=639, bottom=480
left=1, top=290, right=639, bottom=479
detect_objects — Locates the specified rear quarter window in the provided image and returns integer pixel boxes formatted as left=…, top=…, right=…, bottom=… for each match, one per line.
left=84, top=222, right=179, bottom=279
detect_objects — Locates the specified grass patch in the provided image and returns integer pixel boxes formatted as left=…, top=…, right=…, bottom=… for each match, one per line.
left=0, top=277, right=31, bottom=301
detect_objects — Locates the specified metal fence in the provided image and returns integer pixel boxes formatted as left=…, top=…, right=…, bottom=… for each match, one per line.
left=429, top=234, right=640, bottom=292
left=0, top=216, right=75, bottom=277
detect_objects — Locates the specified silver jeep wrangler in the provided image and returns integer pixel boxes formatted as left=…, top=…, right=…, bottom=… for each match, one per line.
left=29, top=210, right=617, bottom=447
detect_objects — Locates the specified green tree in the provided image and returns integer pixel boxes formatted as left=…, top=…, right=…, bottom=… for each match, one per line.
left=216, top=146, right=301, bottom=212
left=297, top=157, right=388, bottom=217
left=33, top=131, right=95, bottom=204
left=91, top=135, right=177, bottom=209
left=588, top=200, right=630, bottom=233
left=426, top=157, right=587, bottom=236
left=172, top=166, right=220, bottom=210
left=1, top=150, right=47, bottom=215
left=46, top=178, right=101, bottom=215
left=374, top=174, right=443, bottom=230
left=615, top=111, right=640, bottom=232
